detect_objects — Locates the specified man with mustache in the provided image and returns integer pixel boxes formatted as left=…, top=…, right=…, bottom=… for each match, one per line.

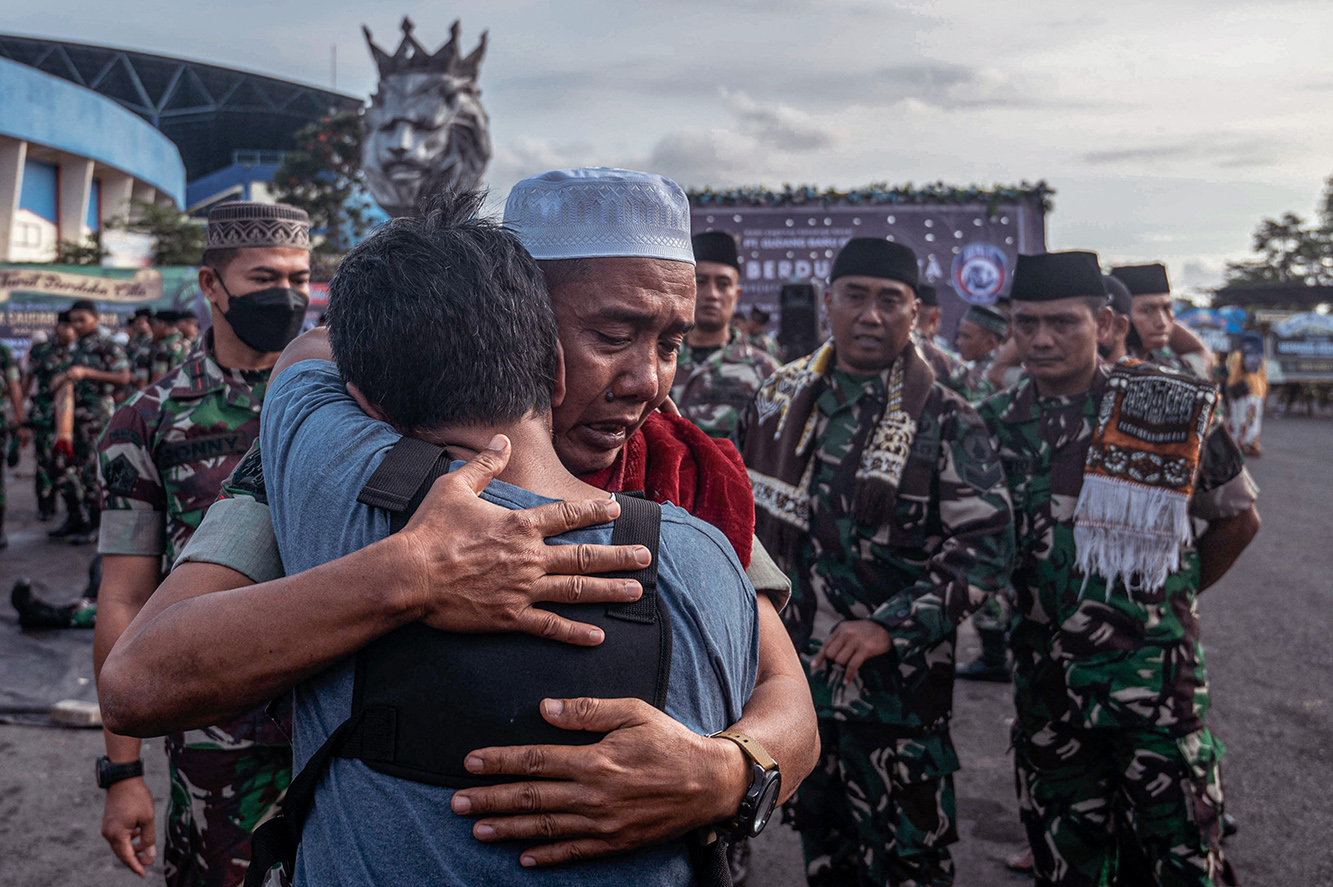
left=101, top=169, right=817, bottom=873
left=739, top=237, right=1015, bottom=887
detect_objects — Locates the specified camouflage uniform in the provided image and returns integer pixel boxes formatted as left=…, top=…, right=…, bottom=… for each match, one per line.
left=750, top=331, right=781, bottom=360
left=152, top=330, right=192, bottom=382
left=58, top=328, right=129, bottom=514
left=914, top=333, right=974, bottom=402
left=97, top=337, right=289, bottom=887
left=128, top=331, right=155, bottom=388
left=0, top=343, right=19, bottom=513
left=672, top=327, right=778, bottom=439
left=742, top=365, right=1015, bottom=887
left=25, top=338, right=69, bottom=513
left=977, top=365, right=1257, bottom=887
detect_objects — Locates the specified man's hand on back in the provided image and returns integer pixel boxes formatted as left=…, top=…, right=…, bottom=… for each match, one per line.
left=395, top=435, right=650, bottom=646
left=451, top=697, right=751, bottom=866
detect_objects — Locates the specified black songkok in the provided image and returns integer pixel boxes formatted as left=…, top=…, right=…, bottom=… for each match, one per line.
left=1110, top=263, right=1170, bottom=296
left=1010, top=251, right=1106, bottom=302
left=1102, top=274, right=1133, bottom=317
left=830, top=237, right=918, bottom=287
left=156, top=309, right=182, bottom=323
left=70, top=299, right=98, bottom=315
left=916, top=283, right=938, bottom=307
left=961, top=304, right=1009, bottom=337
left=132, top=307, right=153, bottom=320
left=692, top=231, right=741, bottom=271
left=749, top=306, right=771, bottom=325
left=56, top=310, right=72, bottom=324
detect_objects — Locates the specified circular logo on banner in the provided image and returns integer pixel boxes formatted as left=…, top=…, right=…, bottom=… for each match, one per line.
left=951, top=243, right=1008, bottom=304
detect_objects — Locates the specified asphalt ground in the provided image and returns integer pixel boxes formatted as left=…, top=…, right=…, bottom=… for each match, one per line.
left=1, top=414, right=1330, bottom=886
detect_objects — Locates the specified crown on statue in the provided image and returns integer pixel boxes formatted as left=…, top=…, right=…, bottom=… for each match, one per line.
left=363, top=17, right=487, bottom=81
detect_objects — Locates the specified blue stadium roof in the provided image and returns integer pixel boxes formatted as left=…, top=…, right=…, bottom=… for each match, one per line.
left=0, top=33, right=363, bottom=182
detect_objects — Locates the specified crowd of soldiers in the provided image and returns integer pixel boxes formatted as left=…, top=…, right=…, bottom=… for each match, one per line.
left=0, top=304, right=198, bottom=550
left=2, top=173, right=1263, bottom=887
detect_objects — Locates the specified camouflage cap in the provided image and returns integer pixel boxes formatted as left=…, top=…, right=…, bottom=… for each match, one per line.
left=206, top=202, right=310, bottom=251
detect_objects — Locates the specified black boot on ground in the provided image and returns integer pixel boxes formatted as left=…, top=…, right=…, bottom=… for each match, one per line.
left=68, top=503, right=99, bottom=546
left=10, top=579, right=77, bottom=630
left=956, top=628, right=1012, bottom=682
left=48, top=496, right=89, bottom=539
left=36, top=493, right=56, bottom=521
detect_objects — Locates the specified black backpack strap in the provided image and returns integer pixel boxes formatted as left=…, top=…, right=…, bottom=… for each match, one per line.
left=357, top=436, right=451, bottom=529
left=606, top=492, right=670, bottom=711
left=244, top=713, right=365, bottom=887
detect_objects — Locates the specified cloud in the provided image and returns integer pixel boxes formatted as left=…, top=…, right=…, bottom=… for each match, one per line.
left=1080, top=135, right=1284, bottom=170
left=721, top=90, right=833, bottom=151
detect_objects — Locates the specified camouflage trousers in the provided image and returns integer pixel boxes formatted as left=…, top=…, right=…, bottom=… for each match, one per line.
left=787, top=719, right=959, bottom=887
left=969, top=595, right=1010, bottom=633
left=32, top=425, right=55, bottom=505
left=1013, top=721, right=1236, bottom=887
left=55, top=419, right=103, bottom=506
left=164, top=742, right=291, bottom=887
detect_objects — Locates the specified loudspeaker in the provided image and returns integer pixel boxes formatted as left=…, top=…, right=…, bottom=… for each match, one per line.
left=778, top=282, right=823, bottom=361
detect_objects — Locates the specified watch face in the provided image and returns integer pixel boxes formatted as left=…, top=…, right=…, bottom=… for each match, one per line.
left=751, top=774, right=782, bottom=836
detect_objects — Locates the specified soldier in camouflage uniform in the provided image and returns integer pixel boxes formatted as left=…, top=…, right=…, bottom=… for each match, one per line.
left=49, top=299, right=131, bottom=542
left=739, top=238, right=1014, bottom=887
left=673, top=231, right=779, bottom=440
left=977, top=250, right=1260, bottom=887
left=1110, top=263, right=1214, bottom=379
left=747, top=306, right=782, bottom=360
left=127, top=307, right=156, bottom=389
left=24, top=313, right=74, bottom=520
left=151, top=310, right=194, bottom=382
left=92, top=201, right=311, bottom=886
left=0, top=337, right=28, bottom=546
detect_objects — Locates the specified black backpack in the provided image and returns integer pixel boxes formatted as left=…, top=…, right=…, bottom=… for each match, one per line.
left=244, top=437, right=730, bottom=886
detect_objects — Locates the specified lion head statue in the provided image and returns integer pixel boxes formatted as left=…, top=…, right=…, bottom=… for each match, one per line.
left=362, top=18, right=492, bottom=217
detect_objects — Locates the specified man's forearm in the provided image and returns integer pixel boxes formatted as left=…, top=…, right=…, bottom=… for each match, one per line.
left=1197, top=506, right=1261, bottom=591
left=82, top=368, right=132, bottom=386
left=718, top=596, right=818, bottom=805
left=94, top=557, right=165, bottom=763
left=101, top=534, right=423, bottom=737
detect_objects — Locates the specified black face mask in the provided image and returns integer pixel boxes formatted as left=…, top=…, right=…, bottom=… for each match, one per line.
left=215, top=275, right=310, bottom=354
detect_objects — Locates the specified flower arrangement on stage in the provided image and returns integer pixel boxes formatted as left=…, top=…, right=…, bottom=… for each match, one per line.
left=688, top=181, right=1055, bottom=214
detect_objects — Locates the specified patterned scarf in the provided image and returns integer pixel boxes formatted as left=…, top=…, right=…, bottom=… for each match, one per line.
left=740, top=341, right=935, bottom=553
left=1075, top=358, right=1218, bottom=595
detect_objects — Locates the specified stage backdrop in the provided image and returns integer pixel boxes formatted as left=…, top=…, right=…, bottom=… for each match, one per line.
left=689, top=183, right=1050, bottom=342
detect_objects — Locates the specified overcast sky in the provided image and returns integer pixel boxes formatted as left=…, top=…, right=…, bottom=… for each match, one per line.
left=10, top=0, right=1333, bottom=292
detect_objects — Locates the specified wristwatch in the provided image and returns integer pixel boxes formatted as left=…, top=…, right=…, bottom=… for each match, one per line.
left=96, top=756, right=144, bottom=789
left=712, top=730, right=782, bottom=839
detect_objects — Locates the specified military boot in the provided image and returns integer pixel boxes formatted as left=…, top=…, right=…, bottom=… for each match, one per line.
left=956, top=627, right=1011, bottom=682
left=48, top=495, right=89, bottom=539
left=11, top=579, right=77, bottom=629
left=36, top=492, right=56, bottom=521
left=68, top=502, right=100, bottom=546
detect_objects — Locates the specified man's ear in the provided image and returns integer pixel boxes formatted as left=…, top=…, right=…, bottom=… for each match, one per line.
left=1095, top=305, right=1115, bottom=340
left=198, top=266, right=226, bottom=313
left=346, top=381, right=393, bottom=426
left=551, top=341, right=567, bottom=410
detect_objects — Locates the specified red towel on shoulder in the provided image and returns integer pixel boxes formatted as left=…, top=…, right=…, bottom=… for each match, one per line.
left=581, top=412, right=754, bottom=567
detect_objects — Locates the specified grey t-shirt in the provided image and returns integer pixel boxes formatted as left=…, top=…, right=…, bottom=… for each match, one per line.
left=260, top=361, right=760, bottom=887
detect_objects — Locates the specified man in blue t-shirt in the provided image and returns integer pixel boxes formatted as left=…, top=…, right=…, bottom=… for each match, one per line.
left=256, top=191, right=759, bottom=885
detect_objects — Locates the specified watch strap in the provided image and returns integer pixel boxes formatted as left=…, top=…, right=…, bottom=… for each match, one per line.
left=97, top=756, right=144, bottom=788
left=712, top=730, right=778, bottom=772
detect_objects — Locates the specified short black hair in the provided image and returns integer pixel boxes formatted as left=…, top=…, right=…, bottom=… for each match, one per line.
left=325, top=189, right=559, bottom=433
left=201, top=248, right=240, bottom=272
left=70, top=299, right=98, bottom=316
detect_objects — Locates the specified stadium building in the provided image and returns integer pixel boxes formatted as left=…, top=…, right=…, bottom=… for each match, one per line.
left=0, top=33, right=361, bottom=261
